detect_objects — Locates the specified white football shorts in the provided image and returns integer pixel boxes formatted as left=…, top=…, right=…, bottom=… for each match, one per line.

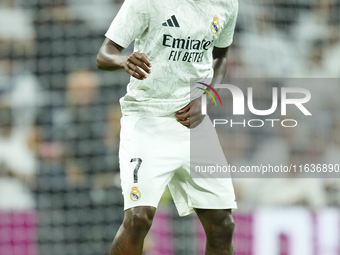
left=119, top=114, right=237, bottom=217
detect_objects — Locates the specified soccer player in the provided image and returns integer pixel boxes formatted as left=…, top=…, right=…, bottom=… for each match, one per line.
left=97, top=0, right=239, bottom=254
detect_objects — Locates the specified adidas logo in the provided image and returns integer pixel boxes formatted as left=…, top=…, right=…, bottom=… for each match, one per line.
left=162, top=15, right=180, bottom=27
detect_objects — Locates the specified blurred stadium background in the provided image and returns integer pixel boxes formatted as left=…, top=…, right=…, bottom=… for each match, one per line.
left=0, top=0, right=340, bottom=254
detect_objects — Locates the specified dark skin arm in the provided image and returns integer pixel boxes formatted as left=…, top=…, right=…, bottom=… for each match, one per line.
left=96, top=38, right=151, bottom=79
left=175, top=46, right=230, bottom=128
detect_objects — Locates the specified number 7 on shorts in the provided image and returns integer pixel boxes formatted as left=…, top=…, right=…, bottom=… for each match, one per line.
left=130, top=158, right=142, bottom=183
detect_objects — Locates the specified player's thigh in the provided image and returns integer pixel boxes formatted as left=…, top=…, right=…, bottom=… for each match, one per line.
left=119, top=115, right=181, bottom=210
left=188, top=116, right=237, bottom=209
left=190, top=115, right=231, bottom=178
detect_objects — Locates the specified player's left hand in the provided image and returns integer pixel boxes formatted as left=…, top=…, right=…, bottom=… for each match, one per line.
left=175, top=97, right=204, bottom=129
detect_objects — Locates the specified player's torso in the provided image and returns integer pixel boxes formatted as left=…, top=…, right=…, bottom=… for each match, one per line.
left=122, top=0, right=235, bottom=116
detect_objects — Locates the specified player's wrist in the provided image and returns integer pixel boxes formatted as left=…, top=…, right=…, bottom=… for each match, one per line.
left=119, top=55, right=129, bottom=69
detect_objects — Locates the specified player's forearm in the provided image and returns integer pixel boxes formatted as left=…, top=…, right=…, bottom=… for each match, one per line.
left=96, top=39, right=128, bottom=71
left=96, top=51, right=128, bottom=71
left=204, top=55, right=229, bottom=110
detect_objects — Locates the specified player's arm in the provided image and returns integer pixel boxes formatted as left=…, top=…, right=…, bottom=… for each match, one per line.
left=209, top=46, right=230, bottom=107
left=212, top=46, right=229, bottom=86
left=96, top=38, right=151, bottom=80
left=176, top=46, right=230, bottom=128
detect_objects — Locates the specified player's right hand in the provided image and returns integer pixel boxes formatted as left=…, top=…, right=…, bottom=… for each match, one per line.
left=123, top=52, right=151, bottom=80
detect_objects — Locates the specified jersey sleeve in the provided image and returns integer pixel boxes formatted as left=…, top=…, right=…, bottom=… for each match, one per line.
left=105, top=0, right=150, bottom=48
left=214, top=0, right=239, bottom=48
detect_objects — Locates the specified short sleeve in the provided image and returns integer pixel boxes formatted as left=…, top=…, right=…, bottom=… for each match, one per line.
left=214, top=0, right=239, bottom=48
left=105, top=0, right=150, bottom=48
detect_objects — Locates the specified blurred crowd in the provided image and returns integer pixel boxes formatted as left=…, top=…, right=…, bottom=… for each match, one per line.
left=0, top=0, right=339, bottom=254
left=231, top=0, right=340, bottom=78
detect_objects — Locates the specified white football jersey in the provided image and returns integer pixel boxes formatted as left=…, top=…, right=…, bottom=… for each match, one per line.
left=105, top=0, right=238, bottom=116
